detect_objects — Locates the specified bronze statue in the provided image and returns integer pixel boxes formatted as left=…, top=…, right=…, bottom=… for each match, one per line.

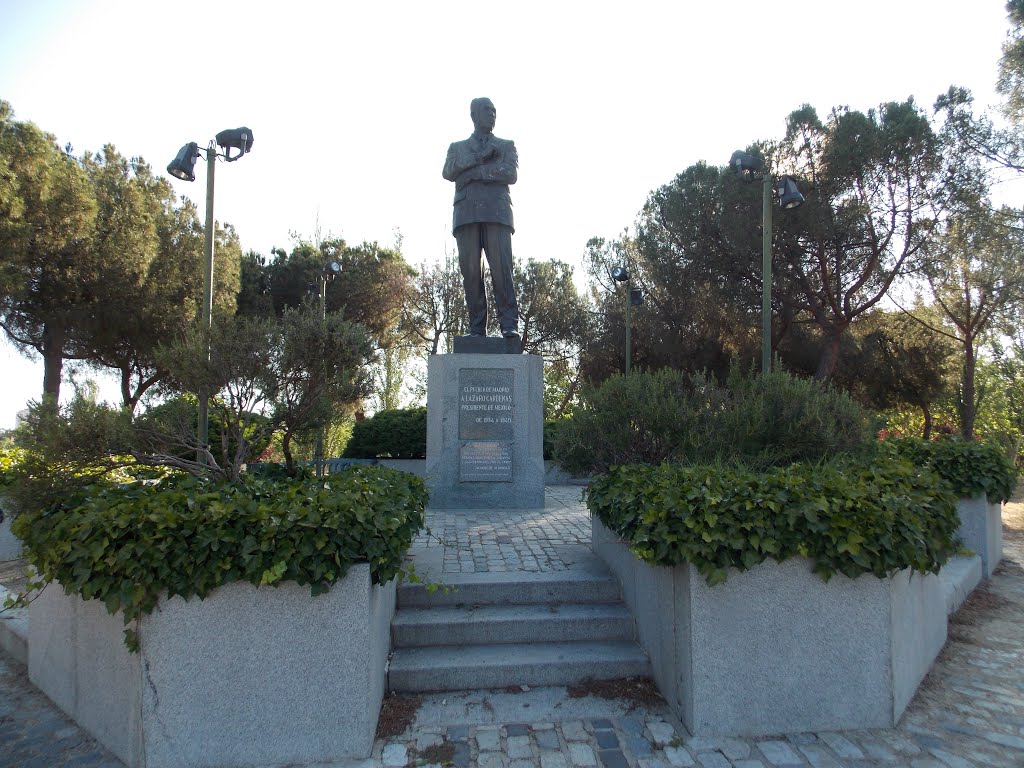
left=443, top=97, right=519, bottom=339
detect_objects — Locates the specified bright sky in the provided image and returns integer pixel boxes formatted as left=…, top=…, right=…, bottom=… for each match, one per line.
left=0, top=0, right=1015, bottom=428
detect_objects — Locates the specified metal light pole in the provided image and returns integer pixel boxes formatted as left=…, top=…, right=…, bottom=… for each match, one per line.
left=197, top=144, right=216, bottom=464
left=729, top=151, right=805, bottom=375
left=314, top=275, right=328, bottom=478
left=168, top=128, right=254, bottom=465
left=611, top=266, right=632, bottom=375
left=761, top=174, right=772, bottom=375
left=625, top=290, right=632, bottom=376
left=314, top=260, right=341, bottom=478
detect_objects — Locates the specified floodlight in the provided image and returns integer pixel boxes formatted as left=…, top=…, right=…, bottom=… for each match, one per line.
left=167, top=142, right=199, bottom=181
left=730, top=150, right=764, bottom=180
left=777, top=176, right=805, bottom=209
left=611, top=266, right=630, bottom=282
left=216, top=127, right=254, bottom=161
left=323, top=261, right=342, bottom=278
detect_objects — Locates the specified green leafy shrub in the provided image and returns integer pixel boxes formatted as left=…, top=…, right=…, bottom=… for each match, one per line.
left=718, top=366, right=877, bottom=466
left=0, top=447, right=25, bottom=522
left=553, top=368, right=875, bottom=474
left=586, top=456, right=959, bottom=586
left=343, top=407, right=426, bottom=459
left=551, top=369, right=726, bottom=474
left=883, top=437, right=1018, bottom=502
left=140, top=395, right=274, bottom=467
left=0, top=447, right=24, bottom=492
left=13, top=465, right=427, bottom=650
left=543, top=419, right=568, bottom=461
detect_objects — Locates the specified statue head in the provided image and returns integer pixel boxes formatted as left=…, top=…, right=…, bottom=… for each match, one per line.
left=470, top=97, right=496, bottom=134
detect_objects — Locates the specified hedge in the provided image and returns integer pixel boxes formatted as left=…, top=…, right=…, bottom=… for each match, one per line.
left=586, top=456, right=959, bottom=587
left=13, top=464, right=427, bottom=650
left=553, top=368, right=875, bottom=474
left=343, top=407, right=427, bottom=459
left=882, top=437, right=1018, bottom=503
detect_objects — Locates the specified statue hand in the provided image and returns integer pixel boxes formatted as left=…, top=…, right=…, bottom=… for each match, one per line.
left=477, top=144, right=499, bottom=163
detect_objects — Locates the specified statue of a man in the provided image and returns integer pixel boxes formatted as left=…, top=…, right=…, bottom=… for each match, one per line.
left=442, top=97, right=519, bottom=339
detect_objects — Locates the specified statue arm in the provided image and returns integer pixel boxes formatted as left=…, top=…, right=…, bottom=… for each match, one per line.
left=454, top=141, right=518, bottom=188
left=443, top=143, right=484, bottom=181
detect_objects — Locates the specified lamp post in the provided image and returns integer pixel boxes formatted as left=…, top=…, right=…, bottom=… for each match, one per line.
left=611, top=267, right=643, bottom=375
left=729, top=150, right=804, bottom=374
left=313, top=260, right=342, bottom=477
left=168, top=128, right=254, bottom=465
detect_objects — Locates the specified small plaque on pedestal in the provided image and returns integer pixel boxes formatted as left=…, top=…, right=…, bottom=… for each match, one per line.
left=460, top=441, right=513, bottom=481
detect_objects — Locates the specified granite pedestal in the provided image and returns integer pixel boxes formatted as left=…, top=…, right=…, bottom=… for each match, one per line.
left=426, top=352, right=544, bottom=508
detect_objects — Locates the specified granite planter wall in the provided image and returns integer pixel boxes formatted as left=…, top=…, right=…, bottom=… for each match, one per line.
left=29, top=565, right=395, bottom=768
left=0, top=496, right=21, bottom=560
left=956, top=494, right=1003, bottom=578
left=592, top=519, right=948, bottom=737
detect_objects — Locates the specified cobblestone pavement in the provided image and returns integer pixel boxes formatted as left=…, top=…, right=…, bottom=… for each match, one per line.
left=409, top=485, right=592, bottom=574
left=0, top=651, right=122, bottom=768
left=0, top=488, right=1022, bottom=767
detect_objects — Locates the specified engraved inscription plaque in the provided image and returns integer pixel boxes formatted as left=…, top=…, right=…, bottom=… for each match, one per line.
left=460, top=441, right=513, bottom=482
left=459, top=368, right=514, bottom=441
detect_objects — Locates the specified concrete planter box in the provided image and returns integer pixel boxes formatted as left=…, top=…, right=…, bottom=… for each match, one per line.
left=29, top=565, right=395, bottom=767
left=593, top=519, right=947, bottom=737
left=956, top=494, right=1002, bottom=578
left=0, top=495, right=21, bottom=560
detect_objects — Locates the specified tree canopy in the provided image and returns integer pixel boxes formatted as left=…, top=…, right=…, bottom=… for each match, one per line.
left=0, top=101, right=240, bottom=410
left=582, top=99, right=963, bottom=386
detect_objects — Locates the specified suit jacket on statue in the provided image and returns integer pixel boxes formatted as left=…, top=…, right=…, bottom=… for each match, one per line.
left=442, top=132, right=518, bottom=234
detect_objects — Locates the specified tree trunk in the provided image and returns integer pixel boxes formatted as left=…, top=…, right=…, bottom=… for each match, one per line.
left=41, top=322, right=65, bottom=409
left=921, top=404, right=933, bottom=440
left=554, top=374, right=580, bottom=419
left=959, top=337, right=977, bottom=440
left=814, top=332, right=843, bottom=381
left=282, top=431, right=296, bottom=475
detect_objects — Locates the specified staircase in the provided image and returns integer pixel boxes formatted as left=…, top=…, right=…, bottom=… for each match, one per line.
left=387, top=567, right=650, bottom=692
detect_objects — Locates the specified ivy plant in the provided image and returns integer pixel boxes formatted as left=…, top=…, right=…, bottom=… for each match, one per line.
left=882, top=437, right=1017, bottom=503
left=586, top=456, right=959, bottom=587
left=12, top=465, right=427, bottom=650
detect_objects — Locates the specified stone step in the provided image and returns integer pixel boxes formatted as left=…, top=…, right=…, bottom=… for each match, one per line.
left=392, top=602, right=635, bottom=647
left=387, top=640, right=651, bottom=692
left=397, top=571, right=621, bottom=609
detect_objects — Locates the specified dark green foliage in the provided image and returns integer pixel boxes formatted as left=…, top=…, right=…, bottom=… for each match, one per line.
left=244, top=461, right=313, bottom=481
left=718, top=367, right=878, bottom=466
left=13, top=465, right=427, bottom=650
left=883, top=437, right=1018, bottom=503
left=343, top=407, right=427, bottom=459
left=585, top=98, right=946, bottom=383
left=543, top=419, right=568, bottom=461
left=0, top=447, right=24, bottom=491
left=0, top=447, right=24, bottom=522
left=586, top=457, right=959, bottom=586
left=141, top=395, right=273, bottom=466
left=552, top=368, right=875, bottom=475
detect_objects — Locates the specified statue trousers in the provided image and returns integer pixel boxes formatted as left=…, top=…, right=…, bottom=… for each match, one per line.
left=455, top=222, right=518, bottom=336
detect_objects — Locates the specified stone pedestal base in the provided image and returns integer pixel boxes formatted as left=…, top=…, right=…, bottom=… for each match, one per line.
left=426, top=353, right=544, bottom=509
